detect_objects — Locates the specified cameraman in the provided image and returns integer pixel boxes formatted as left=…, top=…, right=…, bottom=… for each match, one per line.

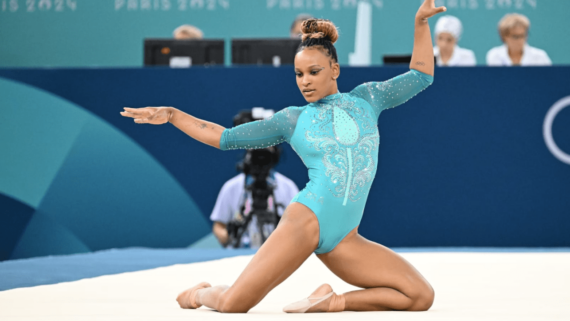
left=210, top=109, right=299, bottom=249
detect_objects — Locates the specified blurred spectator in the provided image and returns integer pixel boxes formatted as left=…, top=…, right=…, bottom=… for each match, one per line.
left=173, top=25, right=204, bottom=40
left=433, top=16, right=476, bottom=66
left=486, top=13, right=551, bottom=66
left=290, top=14, right=314, bottom=38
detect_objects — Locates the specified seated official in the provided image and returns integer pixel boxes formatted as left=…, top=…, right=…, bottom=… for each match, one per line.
left=433, top=15, right=476, bottom=66
left=486, top=13, right=551, bottom=66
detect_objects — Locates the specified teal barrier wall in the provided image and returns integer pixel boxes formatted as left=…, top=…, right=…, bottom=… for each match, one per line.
left=0, top=0, right=568, bottom=67
left=0, top=77, right=210, bottom=260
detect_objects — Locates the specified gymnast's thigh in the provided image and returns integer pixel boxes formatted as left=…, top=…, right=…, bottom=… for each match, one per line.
left=316, top=228, right=432, bottom=294
left=221, top=202, right=320, bottom=310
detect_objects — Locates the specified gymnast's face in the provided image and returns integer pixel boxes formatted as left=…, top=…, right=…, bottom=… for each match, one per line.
left=294, top=48, right=340, bottom=103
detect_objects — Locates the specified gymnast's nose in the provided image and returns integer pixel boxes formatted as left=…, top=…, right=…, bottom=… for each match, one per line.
left=302, top=75, right=311, bottom=87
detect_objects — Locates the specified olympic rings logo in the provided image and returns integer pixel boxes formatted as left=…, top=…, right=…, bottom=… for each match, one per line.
left=543, top=96, right=570, bottom=165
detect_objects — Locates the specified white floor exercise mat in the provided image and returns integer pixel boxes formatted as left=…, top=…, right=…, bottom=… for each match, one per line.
left=1, top=252, right=569, bottom=321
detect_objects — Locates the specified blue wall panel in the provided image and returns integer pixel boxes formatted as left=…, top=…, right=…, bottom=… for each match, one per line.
left=0, top=66, right=568, bottom=259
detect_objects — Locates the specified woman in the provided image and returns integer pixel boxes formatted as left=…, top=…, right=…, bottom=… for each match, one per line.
left=121, top=0, right=446, bottom=314
left=433, top=15, right=476, bottom=66
left=486, top=13, right=551, bottom=66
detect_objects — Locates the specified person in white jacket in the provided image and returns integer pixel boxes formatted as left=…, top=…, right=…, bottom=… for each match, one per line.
left=433, top=15, right=476, bottom=66
left=486, top=13, right=551, bottom=66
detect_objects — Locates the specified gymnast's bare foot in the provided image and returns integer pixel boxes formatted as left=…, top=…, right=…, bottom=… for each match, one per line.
left=283, top=283, right=345, bottom=313
left=176, top=282, right=211, bottom=309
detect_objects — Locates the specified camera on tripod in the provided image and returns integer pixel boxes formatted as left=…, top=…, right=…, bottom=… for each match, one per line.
left=226, top=108, right=285, bottom=248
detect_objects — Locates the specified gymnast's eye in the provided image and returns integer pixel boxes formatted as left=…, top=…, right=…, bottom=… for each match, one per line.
left=310, top=69, right=320, bottom=75
left=295, top=72, right=302, bottom=77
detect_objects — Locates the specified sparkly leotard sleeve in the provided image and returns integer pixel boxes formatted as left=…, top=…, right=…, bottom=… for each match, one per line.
left=349, top=69, right=433, bottom=119
left=220, top=69, right=433, bottom=254
left=219, top=107, right=302, bottom=151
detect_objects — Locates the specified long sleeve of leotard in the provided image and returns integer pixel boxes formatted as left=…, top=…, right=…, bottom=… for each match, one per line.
left=350, top=69, right=433, bottom=120
left=219, top=107, right=302, bottom=151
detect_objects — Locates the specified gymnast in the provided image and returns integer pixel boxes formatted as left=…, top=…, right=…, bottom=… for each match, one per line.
left=121, top=0, right=446, bottom=313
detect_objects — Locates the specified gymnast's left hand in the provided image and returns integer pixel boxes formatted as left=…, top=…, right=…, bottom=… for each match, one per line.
left=120, top=106, right=172, bottom=125
left=416, top=0, right=446, bottom=22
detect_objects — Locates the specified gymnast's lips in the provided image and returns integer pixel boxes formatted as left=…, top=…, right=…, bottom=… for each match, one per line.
left=303, top=89, right=316, bottom=95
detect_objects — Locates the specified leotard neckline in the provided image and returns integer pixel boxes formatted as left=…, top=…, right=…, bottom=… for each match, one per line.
left=315, top=92, right=341, bottom=104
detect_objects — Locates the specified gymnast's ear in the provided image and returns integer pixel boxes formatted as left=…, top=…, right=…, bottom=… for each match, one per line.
left=332, top=62, right=340, bottom=80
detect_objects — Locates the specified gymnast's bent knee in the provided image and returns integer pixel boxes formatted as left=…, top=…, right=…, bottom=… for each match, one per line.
left=406, top=284, right=435, bottom=311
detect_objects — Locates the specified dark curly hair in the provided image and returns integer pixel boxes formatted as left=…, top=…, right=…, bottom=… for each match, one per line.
left=297, top=18, right=339, bottom=63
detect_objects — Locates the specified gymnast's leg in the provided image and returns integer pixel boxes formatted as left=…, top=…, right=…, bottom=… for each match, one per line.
left=285, top=227, right=434, bottom=312
left=176, top=202, right=320, bottom=313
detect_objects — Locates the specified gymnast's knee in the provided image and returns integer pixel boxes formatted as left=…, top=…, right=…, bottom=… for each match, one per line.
left=407, top=284, right=435, bottom=311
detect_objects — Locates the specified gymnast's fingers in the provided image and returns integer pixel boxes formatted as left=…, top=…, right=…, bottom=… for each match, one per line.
left=129, top=107, right=154, bottom=117
left=433, top=6, right=447, bottom=14
left=122, top=107, right=142, bottom=117
left=134, top=118, right=149, bottom=124
left=120, top=111, right=138, bottom=118
left=123, top=107, right=144, bottom=114
left=429, top=0, right=446, bottom=14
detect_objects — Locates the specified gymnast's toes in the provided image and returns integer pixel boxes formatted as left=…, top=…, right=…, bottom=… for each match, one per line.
left=176, top=282, right=212, bottom=309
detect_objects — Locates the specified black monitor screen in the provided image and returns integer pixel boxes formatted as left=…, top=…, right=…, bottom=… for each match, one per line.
left=232, top=39, right=302, bottom=66
left=383, top=55, right=437, bottom=65
left=144, top=39, right=224, bottom=66
left=383, top=55, right=412, bottom=65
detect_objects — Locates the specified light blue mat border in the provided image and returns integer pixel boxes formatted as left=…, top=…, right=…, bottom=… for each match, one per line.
left=0, top=248, right=255, bottom=291
left=1, top=247, right=568, bottom=291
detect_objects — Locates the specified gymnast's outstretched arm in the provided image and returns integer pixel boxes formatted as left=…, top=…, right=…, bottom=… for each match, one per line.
left=120, top=107, right=225, bottom=148
left=120, top=106, right=298, bottom=150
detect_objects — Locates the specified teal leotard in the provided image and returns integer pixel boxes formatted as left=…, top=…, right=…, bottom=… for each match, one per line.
left=220, top=69, right=433, bottom=254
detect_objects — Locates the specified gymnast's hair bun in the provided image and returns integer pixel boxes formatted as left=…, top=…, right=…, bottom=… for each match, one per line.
left=301, top=19, right=339, bottom=44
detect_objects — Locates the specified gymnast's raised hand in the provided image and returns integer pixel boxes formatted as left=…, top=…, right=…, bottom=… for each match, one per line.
left=416, top=0, right=447, bottom=22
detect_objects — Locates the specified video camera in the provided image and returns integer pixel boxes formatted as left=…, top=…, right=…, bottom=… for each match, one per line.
left=226, top=108, right=285, bottom=248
